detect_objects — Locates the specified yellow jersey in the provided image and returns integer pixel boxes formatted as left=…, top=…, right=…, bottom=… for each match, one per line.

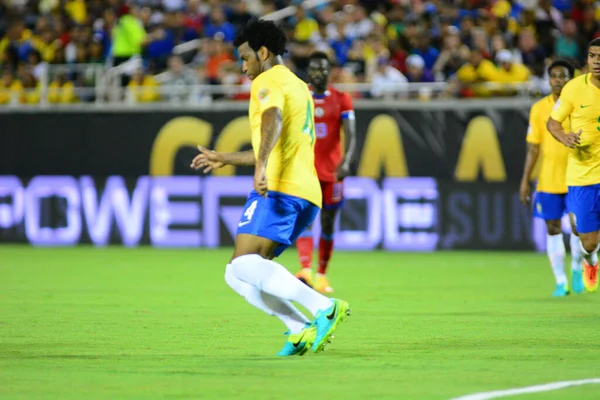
left=249, top=65, right=322, bottom=208
left=527, top=95, right=570, bottom=193
left=550, top=73, right=600, bottom=186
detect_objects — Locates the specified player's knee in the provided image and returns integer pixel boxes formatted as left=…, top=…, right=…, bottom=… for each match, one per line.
left=581, top=237, right=599, bottom=254
left=546, top=221, right=562, bottom=235
left=224, top=264, right=237, bottom=289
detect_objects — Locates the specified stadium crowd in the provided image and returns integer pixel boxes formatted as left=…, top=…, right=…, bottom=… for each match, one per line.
left=0, top=0, right=599, bottom=104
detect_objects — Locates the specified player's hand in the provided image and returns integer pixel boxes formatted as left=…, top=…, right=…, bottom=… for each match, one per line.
left=334, top=160, right=351, bottom=181
left=519, top=180, right=531, bottom=206
left=190, top=145, right=224, bottom=173
left=254, top=165, right=268, bottom=197
left=561, top=129, right=582, bottom=148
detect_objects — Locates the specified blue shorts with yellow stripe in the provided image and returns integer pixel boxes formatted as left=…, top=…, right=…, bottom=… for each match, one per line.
left=532, top=191, right=570, bottom=221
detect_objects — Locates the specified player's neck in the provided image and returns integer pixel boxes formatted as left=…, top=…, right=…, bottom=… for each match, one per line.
left=261, top=56, right=285, bottom=73
left=312, top=85, right=327, bottom=95
left=552, top=93, right=559, bottom=102
left=590, top=74, right=600, bottom=90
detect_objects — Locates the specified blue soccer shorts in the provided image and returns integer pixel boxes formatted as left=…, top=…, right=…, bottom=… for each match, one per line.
left=532, top=191, right=569, bottom=221
left=568, top=184, right=600, bottom=234
left=237, top=190, right=320, bottom=257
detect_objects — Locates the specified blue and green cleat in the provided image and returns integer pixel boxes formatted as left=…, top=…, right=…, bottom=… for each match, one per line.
left=552, top=283, right=570, bottom=297
left=572, top=270, right=585, bottom=294
left=277, top=323, right=317, bottom=357
left=312, top=298, right=351, bottom=353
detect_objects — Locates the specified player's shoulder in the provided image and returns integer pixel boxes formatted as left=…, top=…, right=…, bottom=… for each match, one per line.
left=531, top=95, right=551, bottom=112
left=563, top=74, right=588, bottom=92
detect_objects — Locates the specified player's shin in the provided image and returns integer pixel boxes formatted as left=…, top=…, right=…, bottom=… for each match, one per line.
left=225, top=264, right=309, bottom=333
left=230, top=255, right=333, bottom=316
left=547, top=234, right=567, bottom=285
left=318, top=233, right=334, bottom=275
left=570, top=233, right=583, bottom=271
left=296, top=231, right=314, bottom=270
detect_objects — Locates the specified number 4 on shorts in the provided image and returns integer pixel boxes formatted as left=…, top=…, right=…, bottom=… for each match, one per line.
left=239, top=200, right=258, bottom=227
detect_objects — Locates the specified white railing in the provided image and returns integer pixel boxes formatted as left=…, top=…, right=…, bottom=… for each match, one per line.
left=0, top=80, right=548, bottom=109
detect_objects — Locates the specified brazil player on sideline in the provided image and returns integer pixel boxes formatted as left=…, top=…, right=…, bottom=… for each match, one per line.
left=190, top=19, right=350, bottom=356
left=295, top=51, right=357, bottom=294
left=520, top=59, right=584, bottom=297
left=547, top=38, right=600, bottom=293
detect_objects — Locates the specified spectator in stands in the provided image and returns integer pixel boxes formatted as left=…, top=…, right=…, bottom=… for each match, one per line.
left=20, top=71, right=40, bottom=104
left=370, top=56, right=407, bottom=99
left=162, top=54, right=196, bottom=103
left=127, top=68, right=160, bottom=103
left=27, top=49, right=47, bottom=82
left=555, top=18, right=582, bottom=61
left=0, top=69, right=22, bottom=104
left=496, top=49, right=531, bottom=95
left=345, top=5, right=374, bottom=39
left=517, top=28, right=546, bottom=77
left=405, top=54, right=435, bottom=83
left=293, top=7, right=319, bottom=43
left=204, top=7, right=235, bottom=43
left=228, top=0, right=254, bottom=30
left=433, top=26, right=465, bottom=80
left=455, top=48, right=499, bottom=97
left=48, top=72, right=77, bottom=103
left=111, top=5, right=146, bottom=67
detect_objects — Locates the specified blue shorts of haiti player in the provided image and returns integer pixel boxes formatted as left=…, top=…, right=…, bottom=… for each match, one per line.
left=568, top=185, right=600, bottom=234
left=237, top=190, right=320, bottom=257
left=533, top=191, right=570, bottom=221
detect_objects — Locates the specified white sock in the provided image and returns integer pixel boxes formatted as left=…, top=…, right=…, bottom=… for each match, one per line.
left=579, top=241, right=599, bottom=266
left=570, top=233, right=583, bottom=272
left=547, top=234, right=567, bottom=285
left=225, top=264, right=309, bottom=333
left=230, top=254, right=333, bottom=316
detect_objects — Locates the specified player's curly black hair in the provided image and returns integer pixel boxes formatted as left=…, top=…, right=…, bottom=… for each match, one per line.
left=233, top=18, right=287, bottom=56
left=547, top=59, right=575, bottom=78
left=589, top=37, right=600, bottom=50
left=309, top=51, right=330, bottom=63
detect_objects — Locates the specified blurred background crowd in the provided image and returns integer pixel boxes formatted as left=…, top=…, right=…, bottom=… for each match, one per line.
left=0, top=0, right=599, bottom=104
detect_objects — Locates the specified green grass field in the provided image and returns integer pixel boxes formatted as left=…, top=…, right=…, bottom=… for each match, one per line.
left=1, top=246, right=600, bottom=400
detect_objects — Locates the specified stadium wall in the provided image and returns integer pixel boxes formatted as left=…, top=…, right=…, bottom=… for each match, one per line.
left=0, top=100, right=563, bottom=251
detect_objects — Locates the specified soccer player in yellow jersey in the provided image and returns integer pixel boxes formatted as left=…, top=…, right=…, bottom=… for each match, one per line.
left=190, top=19, right=350, bottom=356
left=548, top=38, right=600, bottom=293
left=520, top=60, right=584, bottom=297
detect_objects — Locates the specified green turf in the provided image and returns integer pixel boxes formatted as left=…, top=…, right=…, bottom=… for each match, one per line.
left=1, top=246, right=599, bottom=400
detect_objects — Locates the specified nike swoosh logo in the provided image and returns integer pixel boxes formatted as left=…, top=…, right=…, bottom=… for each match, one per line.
left=238, top=221, right=250, bottom=227
left=326, top=302, right=337, bottom=320
left=581, top=105, right=591, bottom=108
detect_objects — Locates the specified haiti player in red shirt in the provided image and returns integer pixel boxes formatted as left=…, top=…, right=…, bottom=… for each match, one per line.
left=295, top=51, right=357, bottom=294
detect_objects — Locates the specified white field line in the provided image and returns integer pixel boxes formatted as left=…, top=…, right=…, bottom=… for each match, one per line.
left=450, top=378, right=600, bottom=400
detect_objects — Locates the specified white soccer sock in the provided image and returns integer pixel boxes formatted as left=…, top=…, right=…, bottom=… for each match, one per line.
left=570, top=233, right=583, bottom=272
left=225, top=264, right=309, bottom=333
left=546, top=234, right=567, bottom=285
left=230, top=254, right=333, bottom=316
left=579, top=241, right=599, bottom=266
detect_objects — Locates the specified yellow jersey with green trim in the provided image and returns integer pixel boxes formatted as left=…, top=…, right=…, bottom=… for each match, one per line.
left=550, top=73, right=600, bottom=186
left=249, top=65, right=321, bottom=207
left=526, top=94, right=570, bottom=193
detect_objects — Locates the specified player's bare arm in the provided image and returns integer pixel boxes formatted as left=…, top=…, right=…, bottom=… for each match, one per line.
left=336, top=116, right=357, bottom=181
left=190, top=146, right=255, bottom=173
left=547, top=118, right=581, bottom=148
left=255, top=106, right=283, bottom=196
left=519, top=142, right=540, bottom=205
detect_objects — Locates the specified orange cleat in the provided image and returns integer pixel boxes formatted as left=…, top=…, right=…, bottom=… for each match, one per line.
left=314, top=273, right=334, bottom=295
left=583, top=261, right=599, bottom=293
left=295, top=268, right=314, bottom=288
